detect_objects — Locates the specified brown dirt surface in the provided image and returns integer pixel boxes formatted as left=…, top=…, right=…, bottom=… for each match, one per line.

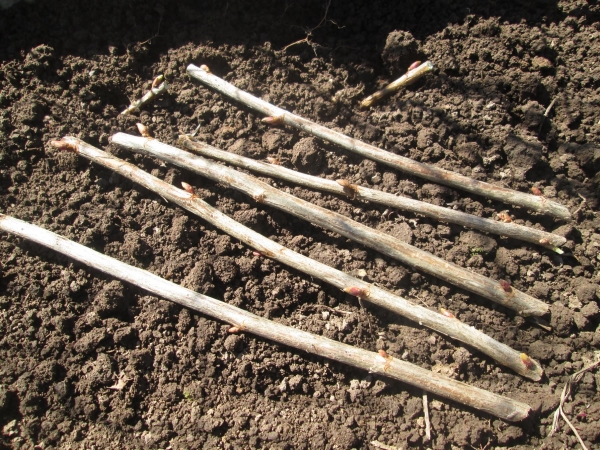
left=1, top=0, right=600, bottom=448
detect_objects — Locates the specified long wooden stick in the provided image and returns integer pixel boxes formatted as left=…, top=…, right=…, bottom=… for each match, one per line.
left=111, top=133, right=549, bottom=317
left=179, top=136, right=566, bottom=252
left=0, top=213, right=531, bottom=421
left=186, top=64, right=571, bottom=220
left=52, top=137, right=543, bottom=380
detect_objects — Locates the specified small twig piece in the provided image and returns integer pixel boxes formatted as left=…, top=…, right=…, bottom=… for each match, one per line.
left=0, top=213, right=532, bottom=422
left=59, top=136, right=543, bottom=380
left=423, top=391, right=432, bottom=442
left=178, top=135, right=566, bottom=251
left=114, top=133, right=550, bottom=318
left=360, top=61, right=434, bottom=109
left=186, top=64, right=571, bottom=220
left=370, top=441, right=403, bottom=450
left=121, top=75, right=169, bottom=115
left=550, top=359, right=600, bottom=450
left=538, top=98, right=558, bottom=134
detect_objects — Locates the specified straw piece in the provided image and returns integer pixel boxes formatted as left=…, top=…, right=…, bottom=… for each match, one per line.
left=550, top=359, right=600, bottom=450
left=423, top=392, right=432, bottom=442
left=186, top=64, right=571, bottom=220
left=112, top=133, right=549, bottom=318
left=360, top=61, right=434, bottom=108
left=58, top=136, right=544, bottom=379
left=0, top=214, right=531, bottom=421
left=121, top=75, right=169, bottom=115
left=179, top=136, right=566, bottom=251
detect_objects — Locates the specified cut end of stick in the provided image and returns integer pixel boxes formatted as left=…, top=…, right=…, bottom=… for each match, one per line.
left=49, top=139, right=78, bottom=153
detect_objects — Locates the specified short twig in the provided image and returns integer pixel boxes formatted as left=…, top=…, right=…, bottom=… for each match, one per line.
left=186, top=64, right=571, bottom=220
left=0, top=213, right=531, bottom=421
left=360, top=62, right=434, bottom=109
left=180, top=135, right=566, bottom=251
left=550, top=359, right=600, bottom=450
left=423, top=391, right=432, bottom=441
left=113, top=133, right=550, bottom=319
left=121, top=75, right=169, bottom=115
left=538, top=98, right=558, bottom=134
left=55, top=136, right=543, bottom=381
left=370, top=441, right=403, bottom=450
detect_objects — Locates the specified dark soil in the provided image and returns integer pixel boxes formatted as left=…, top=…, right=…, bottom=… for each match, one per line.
left=1, top=0, right=600, bottom=448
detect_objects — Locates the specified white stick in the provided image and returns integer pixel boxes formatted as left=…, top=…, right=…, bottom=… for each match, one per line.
left=360, top=61, right=434, bottom=108
left=0, top=213, right=531, bottom=422
left=56, top=137, right=544, bottom=379
left=179, top=136, right=566, bottom=252
left=186, top=64, right=571, bottom=220
left=111, top=133, right=549, bottom=318
left=121, top=75, right=169, bottom=115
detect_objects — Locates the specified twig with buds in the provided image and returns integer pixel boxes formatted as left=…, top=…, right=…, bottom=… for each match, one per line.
left=121, top=75, right=169, bottom=115
left=179, top=136, right=566, bottom=252
left=0, top=213, right=532, bottom=421
left=111, top=133, right=549, bottom=317
left=186, top=64, right=571, bottom=220
left=360, top=61, right=434, bottom=108
left=51, top=137, right=543, bottom=380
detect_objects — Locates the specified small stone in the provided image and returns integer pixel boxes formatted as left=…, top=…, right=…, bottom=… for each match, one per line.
left=580, top=302, right=599, bottom=318
left=531, top=56, right=553, bottom=70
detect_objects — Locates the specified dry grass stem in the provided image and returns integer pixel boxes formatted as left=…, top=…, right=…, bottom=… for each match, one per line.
left=186, top=64, right=571, bottom=220
left=0, top=213, right=531, bottom=422
left=53, top=136, right=543, bottom=380
left=121, top=75, right=168, bottom=115
left=370, top=441, right=403, bottom=450
left=550, top=358, right=600, bottom=450
left=112, top=132, right=549, bottom=318
left=360, top=61, right=434, bottom=108
left=423, top=392, right=432, bottom=441
left=179, top=136, right=566, bottom=251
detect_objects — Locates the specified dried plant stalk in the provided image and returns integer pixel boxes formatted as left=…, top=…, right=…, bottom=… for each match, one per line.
left=0, top=214, right=532, bottom=421
left=186, top=64, right=571, bottom=220
left=111, top=133, right=549, bottom=317
left=54, top=136, right=543, bottom=379
left=180, top=136, right=566, bottom=252
left=360, top=61, right=434, bottom=108
left=121, top=75, right=169, bottom=115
